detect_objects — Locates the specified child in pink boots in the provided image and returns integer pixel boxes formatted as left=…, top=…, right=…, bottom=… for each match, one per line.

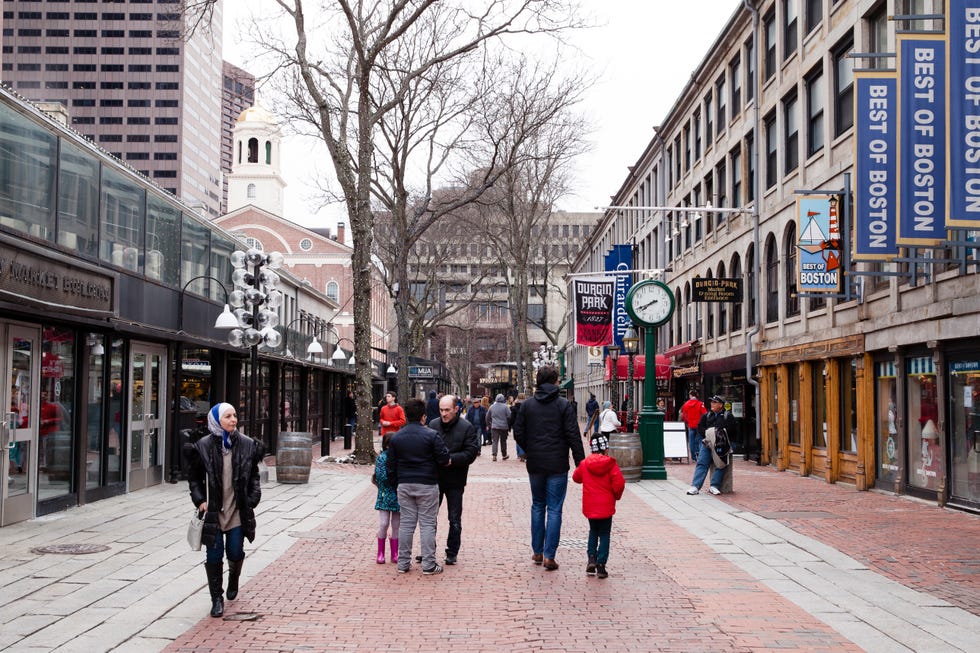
left=374, top=433, right=400, bottom=563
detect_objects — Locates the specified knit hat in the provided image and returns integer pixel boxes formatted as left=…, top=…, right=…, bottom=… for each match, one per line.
left=495, top=394, right=506, bottom=402
left=208, top=402, right=235, bottom=449
left=590, top=434, right=609, bottom=453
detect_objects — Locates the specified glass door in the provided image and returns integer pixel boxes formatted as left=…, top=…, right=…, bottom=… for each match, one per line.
left=127, top=343, right=167, bottom=491
left=949, top=360, right=980, bottom=507
left=1, top=324, right=41, bottom=526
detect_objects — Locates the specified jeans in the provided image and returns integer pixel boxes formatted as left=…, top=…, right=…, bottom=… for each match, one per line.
left=528, top=472, right=568, bottom=560
left=690, top=446, right=725, bottom=490
left=491, top=429, right=508, bottom=458
left=515, top=440, right=525, bottom=458
left=396, top=483, right=440, bottom=570
left=205, top=525, right=245, bottom=564
left=439, top=485, right=464, bottom=557
left=687, top=427, right=701, bottom=461
left=587, top=517, right=613, bottom=564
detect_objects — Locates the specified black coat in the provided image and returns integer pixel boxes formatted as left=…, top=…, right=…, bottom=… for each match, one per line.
left=428, top=414, right=480, bottom=488
left=513, top=383, right=585, bottom=475
left=386, top=422, right=450, bottom=487
left=186, top=431, right=264, bottom=545
left=698, top=409, right=737, bottom=437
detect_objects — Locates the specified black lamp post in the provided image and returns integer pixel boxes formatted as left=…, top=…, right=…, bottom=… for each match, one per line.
left=607, top=345, right=620, bottom=415
left=622, top=324, right=639, bottom=431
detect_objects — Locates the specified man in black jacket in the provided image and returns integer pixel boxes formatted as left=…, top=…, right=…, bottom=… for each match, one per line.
left=513, top=365, right=585, bottom=571
left=687, top=395, right=737, bottom=495
left=387, top=398, right=450, bottom=575
left=428, top=395, right=480, bottom=565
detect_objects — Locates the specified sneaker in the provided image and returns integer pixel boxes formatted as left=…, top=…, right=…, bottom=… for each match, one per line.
left=502, top=456, right=509, bottom=460
left=542, top=558, right=559, bottom=571
left=422, top=564, right=444, bottom=575
left=444, top=554, right=457, bottom=565
left=708, top=486, right=721, bottom=495
left=686, top=486, right=699, bottom=495
left=596, top=564, right=608, bottom=579
left=531, top=553, right=543, bottom=565
left=586, top=556, right=597, bottom=575
left=397, top=567, right=411, bottom=574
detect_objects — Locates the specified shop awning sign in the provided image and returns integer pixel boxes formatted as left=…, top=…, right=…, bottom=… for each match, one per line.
left=692, top=278, right=743, bottom=302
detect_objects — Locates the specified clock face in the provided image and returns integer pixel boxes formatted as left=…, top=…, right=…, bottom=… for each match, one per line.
left=626, top=280, right=674, bottom=327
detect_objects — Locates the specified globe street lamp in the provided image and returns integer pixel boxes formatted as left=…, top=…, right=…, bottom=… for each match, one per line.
left=622, top=324, right=639, bottom=431
left=607, top=345, right=620, bottom=416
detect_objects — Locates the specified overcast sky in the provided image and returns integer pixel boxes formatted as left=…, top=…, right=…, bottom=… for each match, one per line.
left=223, top=1, right=741, bottom=231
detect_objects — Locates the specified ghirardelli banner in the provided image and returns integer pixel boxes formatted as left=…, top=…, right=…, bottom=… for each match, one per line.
left=574, top=277, right=614, bottom=346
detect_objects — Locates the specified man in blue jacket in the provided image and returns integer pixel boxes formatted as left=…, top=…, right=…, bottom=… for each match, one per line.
left=514, top=365, right=585, bottom=571
left=387, top=398, right=450, bottom=575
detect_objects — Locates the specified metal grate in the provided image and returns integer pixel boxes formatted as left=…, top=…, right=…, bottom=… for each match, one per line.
left=31, top=543, right=110, bottom=555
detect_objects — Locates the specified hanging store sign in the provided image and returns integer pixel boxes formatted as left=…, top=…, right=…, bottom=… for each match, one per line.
left=897, top=35, right=947, bottom=245
left=854, top=71, right=899, bottom=259
left=573, top=276, right=615, bottom=346
left=0, top=242, right=115, bottom=314
left=603, top=245, right=633, bottom=349
left=947, top=0, right=980, bottom=228
left=692, top=277, right=743, bottom=302
left=796, top=195, right=841, bottom=293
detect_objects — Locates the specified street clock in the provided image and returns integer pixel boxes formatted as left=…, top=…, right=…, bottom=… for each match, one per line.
left=625, top=279, right=675, bottom=327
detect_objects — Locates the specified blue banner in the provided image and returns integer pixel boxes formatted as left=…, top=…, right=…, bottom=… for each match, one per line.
left=603, top=244, right=633, bottom=350
left=854, top=71, right=898, bottom=259
left=898, top=36, right=946, bottom=245
left=796, top=195, right=841, bottom=292
left=947, top=0, right=980, bottom=228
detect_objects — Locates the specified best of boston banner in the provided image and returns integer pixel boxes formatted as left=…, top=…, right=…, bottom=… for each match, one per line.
left=573, top=277, right=615, bottom=347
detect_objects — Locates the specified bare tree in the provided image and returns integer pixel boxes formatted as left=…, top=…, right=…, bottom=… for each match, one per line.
left=224, top=0, right=584, bottom=463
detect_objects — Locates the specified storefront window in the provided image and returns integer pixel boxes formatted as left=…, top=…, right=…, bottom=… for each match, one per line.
left=146, top=195, right=180, bottom=286
left=813, top=361, right=827, bottom=448
left=179, top=348, right=213, bottom=431
left=789, top=363, right=800, bottom=445
left=907, top=356, right=940, bottom=491
left=280, top=366, right=300, bottom=433
left=107, top=339, right=125, bottom=485
left=100, top=166, right=146, bottom=273
left=57, top=139, right=100, bottom=258
left=875, top=361, right=899, bottom=487
left=840, top=357, right=858, bottom=453
left=38, top=327, right=75, bottom=501
left=949, top=359, right=980, bottom=505
left=85, top=334, right=105, bottom=490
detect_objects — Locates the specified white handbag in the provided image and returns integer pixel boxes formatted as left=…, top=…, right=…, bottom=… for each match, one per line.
left=187, top=510, right=204, bottom=551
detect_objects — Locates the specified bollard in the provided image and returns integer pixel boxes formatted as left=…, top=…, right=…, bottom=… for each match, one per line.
left=343, top=424, right=353, bottom=449
left=321, top=428, right=330, bottom=457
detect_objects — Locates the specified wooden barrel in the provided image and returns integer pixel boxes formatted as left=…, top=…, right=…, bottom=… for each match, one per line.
left=276, top=431, right=312, bottom=484
left=606, top=431, right=642, bottom=482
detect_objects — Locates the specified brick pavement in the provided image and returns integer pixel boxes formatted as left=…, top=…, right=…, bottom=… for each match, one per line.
left=168, top=449, right=863, bottom=653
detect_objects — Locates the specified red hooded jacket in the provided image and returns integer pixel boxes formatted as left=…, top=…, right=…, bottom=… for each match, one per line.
left=680, top=397, right=707, bottom=429
left=572, top=454, right=626, bottom=519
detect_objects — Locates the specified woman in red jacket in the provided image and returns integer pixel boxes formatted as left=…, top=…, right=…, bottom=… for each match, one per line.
left=572, top=435, right=626, bottom=579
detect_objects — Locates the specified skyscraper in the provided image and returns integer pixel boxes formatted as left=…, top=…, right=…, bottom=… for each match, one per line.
left=1, top=0, right=225, bottom=218
left=220, top=61, right=255, bottom=215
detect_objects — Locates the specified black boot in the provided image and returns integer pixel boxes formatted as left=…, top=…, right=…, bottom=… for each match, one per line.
left=226, top=558, right=243, bottom=600
left=204, top=562, right=224, bottom=617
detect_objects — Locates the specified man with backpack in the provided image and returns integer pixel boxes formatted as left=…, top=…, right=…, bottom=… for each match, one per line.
left=686, top=395, right=736, bottom=496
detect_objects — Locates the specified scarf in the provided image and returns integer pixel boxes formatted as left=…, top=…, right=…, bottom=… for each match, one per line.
left=208, top=402, right=235, bottom=450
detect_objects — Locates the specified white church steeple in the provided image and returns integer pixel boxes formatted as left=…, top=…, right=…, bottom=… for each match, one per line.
left=226, top=104, right=287, bottom=216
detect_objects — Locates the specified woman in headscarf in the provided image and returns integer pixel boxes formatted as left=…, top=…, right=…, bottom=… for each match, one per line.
left=186, top=403, right=264, bottom=618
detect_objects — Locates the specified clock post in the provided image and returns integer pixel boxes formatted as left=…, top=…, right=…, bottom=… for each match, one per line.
left=638, top=323, right=667, bottom=479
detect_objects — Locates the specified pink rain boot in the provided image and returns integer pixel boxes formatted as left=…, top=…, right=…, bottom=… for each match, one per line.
left=389, top=538, right=399, bottom=563
left=377, top=538, right=386, bottom=564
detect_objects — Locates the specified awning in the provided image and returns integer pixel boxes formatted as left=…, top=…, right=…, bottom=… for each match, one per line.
left=662, top=340, right=698, bottom=358
left=604, top=354, right=671, bottom=381
left=559, top=377, right=574, bottom=390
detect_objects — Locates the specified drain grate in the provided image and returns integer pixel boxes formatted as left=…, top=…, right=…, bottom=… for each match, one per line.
left=223, top=612, right=261, bottom=621
left=31, top=543, right=110, bottom=555
left=559, top=537, right=588, bottom=549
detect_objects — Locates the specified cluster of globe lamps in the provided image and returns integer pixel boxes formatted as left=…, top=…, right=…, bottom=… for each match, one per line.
left=226, top=248, right=286, bottom=351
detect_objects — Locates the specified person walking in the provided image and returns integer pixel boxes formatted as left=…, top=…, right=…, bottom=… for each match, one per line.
left=596, top=400, right=621, bottom=449
left=585, top=393, right=600, bottom=435
left=480, top=395, right=492, bottom=444
left=185, top=403, right=264, bottom=618
left=425, top=390, right=441, bottom=424
left=428, top=395, right=480, bottom=565
left=487, top=393, right=511, bottom=461
left=687, top=395, right=737, bottom=495
left=387, top=398, right=450, bottom=575
left=510, top=392, right=526, bottom=461
left=572, top=435, right=626, bottom=579
left=379, top=392, right=406, bottom=437
left=374, top=433, right=400, bottom=564
left=465, top=398, right=487, bottom=448
left=513, top=365, right=585, bottom=571
left=680, top=389, right=708, bottom=462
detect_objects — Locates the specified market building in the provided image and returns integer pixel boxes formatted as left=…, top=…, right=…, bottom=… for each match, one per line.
left=567, top=0, right=980, bottom=511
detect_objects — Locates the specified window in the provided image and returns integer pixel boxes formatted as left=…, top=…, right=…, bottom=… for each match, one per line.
left=764, top=9, right=777, bottom=80
left=868, top=6, right=889, bottom=69
left=145, top=195, right=180, bottom=285
left=715, top=74, right=726, bottom=129
left=684, top=124, right=691, bottom=170
left=783, top=93, right=799, bottom=174
left=785, top=224, right=799, bottom=317
left=745, top=36, right=756, bottom=103
left=746, top=131, right=756, bottom=202
left=730, top=55, right=741, bottom=115
left=0, top=103, right=57, bottom=242
left=765, top=235, right=779, bottom=323
left=99, top=167, right=145, bottom=273
left=784, top=0, right=798, bottom=60
left=806, top=0, right=822, bottom=34
left=694, top=110, right=702, bottom=160
left=326, top=281, right=339, bottom=302
left=747, top=245, right=757, bottom=327
left=246, top=183, right=256, bottom=199
left=806, top=67, right=824, bottom=156
left=730, top=254, right=743, bottom=331
left=299, top=238, right=313, bottom=251
left=717, top=262, right=728, bottom=333
left=834, top=36, right=854, bottom=136
left=731, top=146, right=742, bottom=210
left=716, top=159, right=727, bottom=209
left=704, top=91, right=713, bottom=141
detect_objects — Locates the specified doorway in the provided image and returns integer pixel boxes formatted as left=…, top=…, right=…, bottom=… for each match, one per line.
left=1, top=323, right=41, bottom=526
left=127, top=342, right=167, bottom=491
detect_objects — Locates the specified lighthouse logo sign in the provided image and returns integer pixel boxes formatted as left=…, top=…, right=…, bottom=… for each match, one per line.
left=796, top=195, right=841, bottom=293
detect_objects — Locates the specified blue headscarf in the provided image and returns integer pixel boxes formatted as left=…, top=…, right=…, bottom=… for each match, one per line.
left=208, top=402, right=235, bottom=450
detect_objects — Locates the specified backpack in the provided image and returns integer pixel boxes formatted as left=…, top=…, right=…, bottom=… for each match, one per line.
left=713, top=427, right=731, bottom=459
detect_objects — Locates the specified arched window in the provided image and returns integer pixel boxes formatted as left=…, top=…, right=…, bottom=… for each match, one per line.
left=247, top=137, right=258, bottom=163
left=765, top=234, right=779, bottom=323
left=246, top=183, right=256, bottom=199
left=265, top=141, right=272, bottom=164
left=326, top=281, right=339, bottom=302
left=716, top=262, right=727, bottom=334
left=237, top=140, right=242, bottom=164
left=673, top=287, right=682, bottom=346
left=730, top=254, right=742, bottom=331
left=746, top=245, right=757, bottom=327
left=244, top=236, right=263, bottom=251
left=784, top=223, right=800, bottom=317
left=684, top=282, right=692, bottom=341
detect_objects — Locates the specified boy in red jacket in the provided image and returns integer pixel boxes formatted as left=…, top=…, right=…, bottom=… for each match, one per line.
left=572, top=434, right=626, bottom=579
